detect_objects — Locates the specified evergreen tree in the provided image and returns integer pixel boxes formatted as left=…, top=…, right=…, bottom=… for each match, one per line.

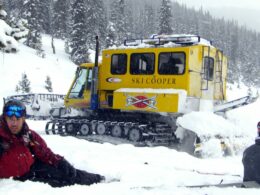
left=105, top=21, right=117, bottom=47
left=38, top=0, right=51, bottom=34
left=52, top=0, right=70, bottom=39
left=84, top=0, right=107, bottom=49
left=158, top=0, right=173, bottom=35
left=144, top=4, right=157, bottom=37
left=2, top=0, right=23, bottom=20
left=15, top=85, right=20, bottom=93
left=91, top=0, right=108, bottom=48
left=69, top=0, right=90, bottom=65
left=16, top=73, right=31, bottom=93
left=0, top=4, right=27, bottom=52
left=109, top=0, right=119, bottom=43
left=124, top=3, right=135, bottom=39
left=171, top=3, right=186, bottom=34
left=45, top=75, right=53, bottom=92
left=110, top=0, right=128, bottom=44
left=116, top=0, right=128, bottom=42
left=134, top=8, right=146, bottom=38
left=130, top=3, right=157, bottom=38
left=22, top=0, right=44, bottom=56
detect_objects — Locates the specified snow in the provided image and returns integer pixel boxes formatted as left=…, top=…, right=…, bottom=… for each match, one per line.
left=177, top=111, right=247, bottom=137
left=0, top=9, right=7, bottom=17
left=0, top=35, right=76, bottom=108
left=1, top=35, right=260, bottom=194
left=0, top=19, right=18, bottom=52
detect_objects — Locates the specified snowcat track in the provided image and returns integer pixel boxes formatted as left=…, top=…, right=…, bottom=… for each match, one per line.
left=45, top=117, right=178, bottom=148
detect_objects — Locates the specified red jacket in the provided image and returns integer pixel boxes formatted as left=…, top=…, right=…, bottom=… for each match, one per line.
left=0, top=116, right=62, bottom=178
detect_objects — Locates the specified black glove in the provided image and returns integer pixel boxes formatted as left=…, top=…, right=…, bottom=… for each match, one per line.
left=76, top=170, right=105, bottom=185
left=57, top=159, right=77, bottom=178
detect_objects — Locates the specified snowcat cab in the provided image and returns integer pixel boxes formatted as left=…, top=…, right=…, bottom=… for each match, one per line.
left=65, top=35, right=227, bottom=114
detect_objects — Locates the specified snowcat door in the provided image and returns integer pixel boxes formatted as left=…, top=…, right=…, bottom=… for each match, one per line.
left=200, top=55, right=215, bottom=111
left=64, top=67, right=92, bottom=109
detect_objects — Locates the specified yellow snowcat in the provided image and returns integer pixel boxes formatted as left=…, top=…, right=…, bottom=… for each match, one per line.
left=45, top=35, right=256, bottom=156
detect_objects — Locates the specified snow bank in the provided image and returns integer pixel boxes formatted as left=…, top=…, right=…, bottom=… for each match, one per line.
left=177, top=111, right=246, bottom=138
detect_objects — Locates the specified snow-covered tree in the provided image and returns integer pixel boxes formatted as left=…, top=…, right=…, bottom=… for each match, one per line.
left=144, top=4, right=157, bottom=37
left=16, top=73, right=31, bottom=93
left=38, top=0, right=51, bottom=34
left=52, top=0, right=70, bottom=39
left=45, top=75, right=53, bottom=92
left=15, top=85, right=20, bottom=93
left=2, top=0, right=23, bottom=20
left=134, top=8, right=146, bottom=38
left=124, top=3, right=135, bottom=39
left=105, top=21, right=117, bottom=47
left=69, top=0, right=90, bottom=65
left=87, top=0, right=107, bottom=48
left=110, top=0, right=128, bottom=44
left=0, top=4, right=28, bottom=52
left=22, top=0, right=44, bottom=56
left=158, top=0, right=173, bottom=35
left=134, top=4, right=157, bottom=38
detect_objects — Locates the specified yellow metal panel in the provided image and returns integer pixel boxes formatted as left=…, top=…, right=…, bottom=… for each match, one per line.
left=99, top=90, right=110, bottom=109
left=64, top=94, right=91, bottom=108
left=113, top=89, right=180, bottom=113
left=187, top=47, right=202, bottom=98
left=99, top=47, right=190, bottom=91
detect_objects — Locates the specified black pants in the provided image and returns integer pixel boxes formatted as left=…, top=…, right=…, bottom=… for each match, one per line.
left=15, top=159, right=102, bottom=187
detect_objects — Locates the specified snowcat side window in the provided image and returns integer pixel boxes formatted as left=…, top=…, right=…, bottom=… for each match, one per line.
left=68, top=68, right=87, bottom=99
left=158, top=52, right=185, bottom=75
left=204, top=57, right=214, bottom=81
left=130, top=53, right=155, bottom=75
left=111, top=54, right=127, bottom=75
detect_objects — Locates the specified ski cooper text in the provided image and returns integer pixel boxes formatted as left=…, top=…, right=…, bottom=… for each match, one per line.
left=131, top=77, right=176, bottom=85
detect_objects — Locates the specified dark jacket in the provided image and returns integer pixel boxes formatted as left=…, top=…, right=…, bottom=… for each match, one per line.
left=242, top=139, right=260, bottom=183
left=0, top=116, right=62, bottom=178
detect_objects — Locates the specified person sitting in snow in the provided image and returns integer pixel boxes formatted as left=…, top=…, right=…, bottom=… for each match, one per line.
left=0, top=99, right=105, bottom=187
left=242, top=121, right=260, bottom=184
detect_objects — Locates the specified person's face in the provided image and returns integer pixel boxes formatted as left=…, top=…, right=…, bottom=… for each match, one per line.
left=5, top=115, right=25, bottom=134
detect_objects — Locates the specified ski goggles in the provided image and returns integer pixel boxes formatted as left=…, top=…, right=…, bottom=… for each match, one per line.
left=258, top=123, right=260, bottom=129
left=4, top=105, right=26, bottom=118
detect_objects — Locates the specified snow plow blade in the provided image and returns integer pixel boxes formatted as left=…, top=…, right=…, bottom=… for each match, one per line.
left=186, top=181, right=260, bottom=188
left=214, top=95, right=258, bottom=113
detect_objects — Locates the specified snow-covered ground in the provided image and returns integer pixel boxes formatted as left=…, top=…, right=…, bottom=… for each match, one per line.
left=0, top=35, right=76, bottom=108
left=0, top=36, right=260, bottom=194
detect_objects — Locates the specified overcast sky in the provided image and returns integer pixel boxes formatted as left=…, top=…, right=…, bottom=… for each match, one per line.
left=173, top=0, right=260, bottom=32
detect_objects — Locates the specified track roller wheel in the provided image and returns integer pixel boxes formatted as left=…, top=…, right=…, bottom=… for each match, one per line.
left=96, top=123, right=107, bottom=135
left=128, top=127, right=142, bottom=142
left=57, top=124, right=64, bottom=134
left=65, top=123, right=77, bottom=135
left=51, top=122, right=56, bottom=134
left=111, top=125, right=123, bottom=137
left=45, top=122, right=51, bottom=134
left=79, top=123, right=91, bottom=136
